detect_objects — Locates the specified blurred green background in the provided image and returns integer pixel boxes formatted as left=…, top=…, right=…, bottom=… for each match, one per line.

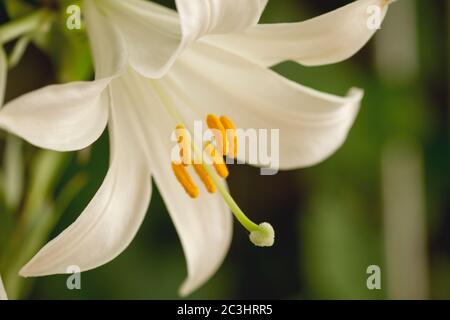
left=0, top=0, right=449, bottom=299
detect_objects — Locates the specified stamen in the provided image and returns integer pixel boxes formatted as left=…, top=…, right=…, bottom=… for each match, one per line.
left=204, top=142, right=229, bottom=179
left=193, top=164, right=216, bottom=193
left=206, top=114, right=227, bottom=155
left=152, top=75, right=277, bottom=246
left=153, top=71, right=275, bottom=248
left=219, top=115, right=238, bottom=158
left=171, top=162, right=199, bottom=198
left=175, top=125, right=192, bottom=165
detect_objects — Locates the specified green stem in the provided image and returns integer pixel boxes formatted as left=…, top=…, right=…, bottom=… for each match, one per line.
left=8, top=35, right=31, bottom=69
left=0, top=10, right=50, bottom=44
left=201, top=158, right=259, bottom=232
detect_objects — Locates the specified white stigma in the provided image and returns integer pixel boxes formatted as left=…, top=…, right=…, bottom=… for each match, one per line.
left=249, top=222, right=275, bottom=247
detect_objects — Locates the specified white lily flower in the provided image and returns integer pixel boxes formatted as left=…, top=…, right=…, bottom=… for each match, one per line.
left=0, top=0, right=391, bottom=295
left=0, top=275, right=7, bottom=300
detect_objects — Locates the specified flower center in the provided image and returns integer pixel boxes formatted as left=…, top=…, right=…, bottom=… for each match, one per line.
left=150, top=79, right=275, bottom=247
left=171, top=114, right=235, bottom=198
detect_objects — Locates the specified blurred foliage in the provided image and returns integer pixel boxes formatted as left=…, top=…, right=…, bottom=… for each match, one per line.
left=0, top=0, right=448, bottom=299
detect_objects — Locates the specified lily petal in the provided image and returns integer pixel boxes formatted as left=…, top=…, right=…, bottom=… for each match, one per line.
left=119, top=70, right=233, bottom=296
left=0, top=275, right=7, bottom=300
left=0, top=46, right=6, bottom=106
left=176, top=0, right=268, bottom=37
left=0, top=80, right=109, bottom=151
left=99, top=0, right=267, bottom=78
left=20, top=83, right=152, bottom=277
left=84, top=0, right=127, bottom=79
left=163, top=42, right=363, bottom=169
left=98, top=0, right=180, bottom=78
left=204, top=0, right=391, bottom=67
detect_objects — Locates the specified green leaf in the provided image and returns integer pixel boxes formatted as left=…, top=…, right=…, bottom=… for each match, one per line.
left=33, top=1, right=92, bottom=82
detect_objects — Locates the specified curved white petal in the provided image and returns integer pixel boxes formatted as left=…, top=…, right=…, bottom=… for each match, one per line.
left=20, top=83, right=152, bottom=277
left=163, top=42, right=363, bottom=169
left=0, top=46, right=6, bottom=106
left=98, top=0, right=180, bottom=78
left=98, top=0, right=267, bottom=78
left=119, top=70, right=232, bottom=296
left=84, top=0, right=127, bottom=79
left=0, top=275, right=7, bottom=300
left=204, top=0, right=391, bottom=67
left=176, top=0, right=267, bottom=36
left=0, top=80, right=110, bottom=151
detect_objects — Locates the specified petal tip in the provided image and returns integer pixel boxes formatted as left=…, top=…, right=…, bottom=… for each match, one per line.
left=348, top=87, right=365, bottom=100
left=19, top=265, right=33, bottom=278
left=178, top=275, right=203, bottom=298
left=178, top=284, right=191, bottom=298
